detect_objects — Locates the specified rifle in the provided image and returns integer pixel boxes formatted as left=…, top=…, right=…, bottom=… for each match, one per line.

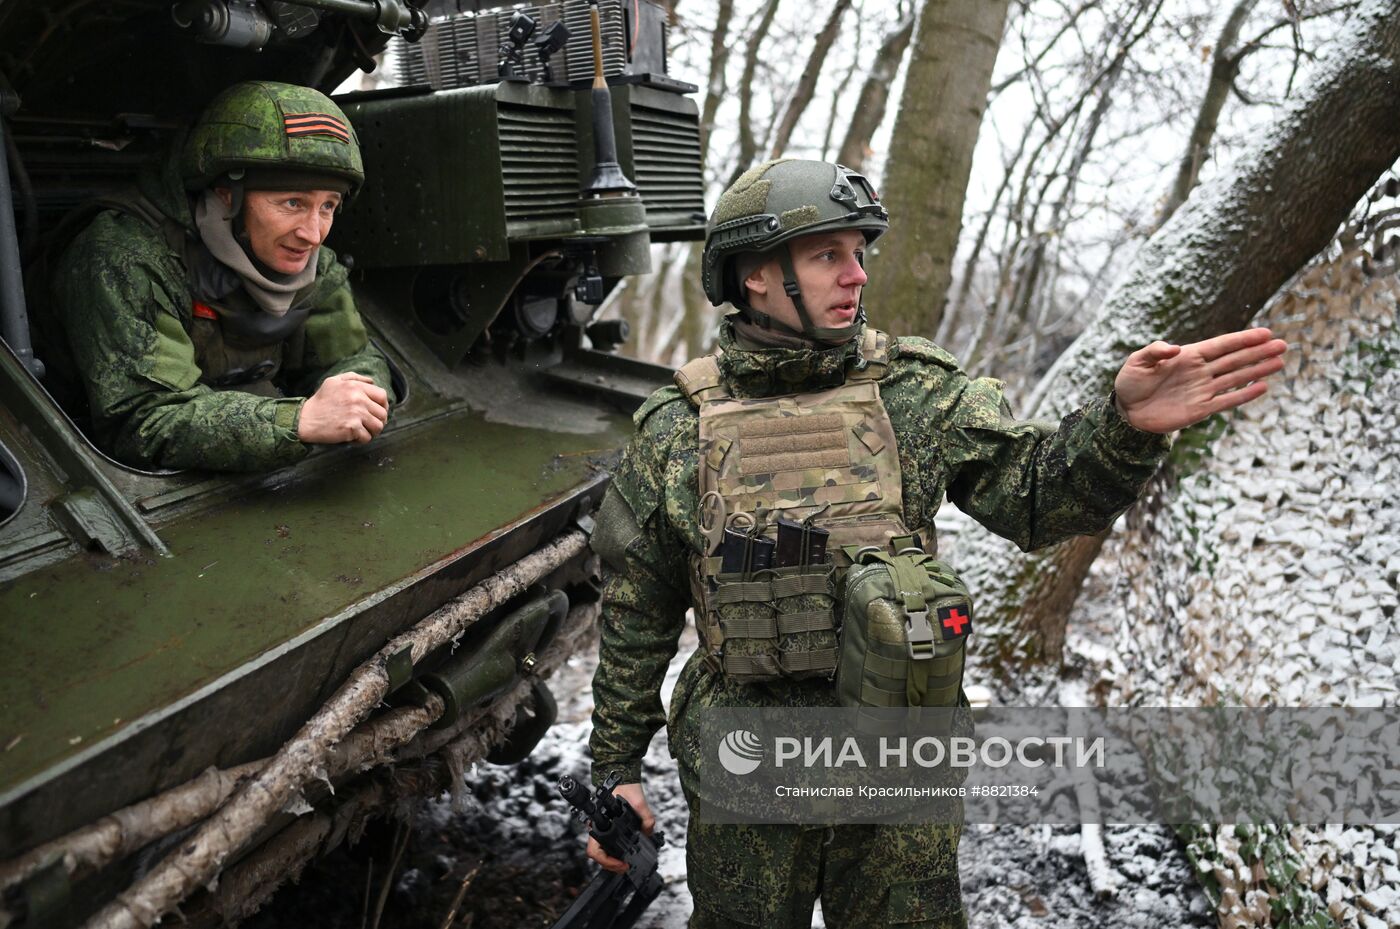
left=550, top=772, right=665, bottom=929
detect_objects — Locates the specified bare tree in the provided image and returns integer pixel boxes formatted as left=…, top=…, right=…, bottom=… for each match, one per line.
left=767, top=0, right=854, bottom=158
left=835, top=11, right=914, bottom=171
left=731, top=0, right=784, bottom=184
left=1157, top=0, right=1359, bottom=226
left=959, top=0, right=1400, bottom=671
left=861, top=0, right=1012, bottom=336
left=1157, top=0, right=1262, bottom=228
left=964, top=0, right=1165, bottom=378
left=820, top=8, right=863, bottom=161
left=698, top=0, right=737, bottom=159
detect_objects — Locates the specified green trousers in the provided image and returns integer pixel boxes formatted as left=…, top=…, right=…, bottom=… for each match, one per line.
left=669, top=653, right=967, bottom=929
left=684, top=817, right=966, bottom=928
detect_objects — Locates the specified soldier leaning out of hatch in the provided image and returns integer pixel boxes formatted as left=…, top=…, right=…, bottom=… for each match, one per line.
left=44, top=81, right=392, bottom=472
left=583, top=160, right=1290, bottom=928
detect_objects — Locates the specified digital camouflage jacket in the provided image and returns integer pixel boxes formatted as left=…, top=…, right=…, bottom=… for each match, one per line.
left=589, top=321, right=1170, bottom=784
left=49, top=154, right=390, bottom=472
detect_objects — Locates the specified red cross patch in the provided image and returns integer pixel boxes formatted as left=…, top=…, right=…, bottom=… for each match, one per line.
left=938, top=604, right=972, bottom=640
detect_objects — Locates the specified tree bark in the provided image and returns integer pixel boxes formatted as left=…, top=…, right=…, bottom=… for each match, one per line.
left=836, top=14, right=914, bottom=171
left=767, top=0, right=854, bottom=158
left=862, top=0, right=1011, bottom=337
left=957, top=0, right=1400, bottom=674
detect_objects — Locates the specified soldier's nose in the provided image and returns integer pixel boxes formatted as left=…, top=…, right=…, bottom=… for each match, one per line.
left=295, top=217, right=323, bottom=245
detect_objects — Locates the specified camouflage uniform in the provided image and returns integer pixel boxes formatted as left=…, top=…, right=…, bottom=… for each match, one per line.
left=589, top=320, right=1170, bottom=928
left=47, top=82, right=390, bottom=472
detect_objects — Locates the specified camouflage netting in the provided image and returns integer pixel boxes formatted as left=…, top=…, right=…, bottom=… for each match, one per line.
left=1088, top=248, right=1400, bottom=929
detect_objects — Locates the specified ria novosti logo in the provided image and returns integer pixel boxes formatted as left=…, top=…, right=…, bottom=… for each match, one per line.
left=718, top=729, right=765, bottom=775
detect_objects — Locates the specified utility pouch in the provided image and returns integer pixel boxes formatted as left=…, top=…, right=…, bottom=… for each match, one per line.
left=775, top=516, right=830, bottom=568
left=707, top=559, right=837, bottom=683
left=837, top=546, right=973, bottom=711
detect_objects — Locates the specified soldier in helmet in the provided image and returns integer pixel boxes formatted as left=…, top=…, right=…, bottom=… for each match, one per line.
left=47, top=81, right=392, bottom=471
left=583, top=160, right=1288, bottom=927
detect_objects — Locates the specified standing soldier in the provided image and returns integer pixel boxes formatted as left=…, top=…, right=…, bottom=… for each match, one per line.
left=584, top=159, right=1287, bottom=927
left=47, top=81, right=393, bottom=472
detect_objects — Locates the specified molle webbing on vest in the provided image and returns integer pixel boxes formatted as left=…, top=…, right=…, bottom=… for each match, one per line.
left=696, top=379, right=899, bottom=521
left=679, top=327, right=931, bottom=683
left=739, top=414, right=849, bottom=474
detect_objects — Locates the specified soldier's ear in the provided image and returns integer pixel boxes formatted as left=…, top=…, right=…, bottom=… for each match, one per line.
left=213, top=187, right=234, bottom=210
left=744, top=263, right=771, bottom=298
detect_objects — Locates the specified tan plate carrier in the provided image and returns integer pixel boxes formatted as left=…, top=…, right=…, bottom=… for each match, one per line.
left=676, top=328, right=933, bottom=682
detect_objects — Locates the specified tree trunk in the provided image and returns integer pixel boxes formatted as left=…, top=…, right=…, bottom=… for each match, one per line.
left=862, top=0, right=1011, bottom=337
left=1155, top=0, right=1260, bottom=228
left=820, top=13, right=863, bottom=161
left=767, top=0, right=854, bottom=158
left=698, top=0, right=736, bottom=159
left=958, top=0, right=1400, bottom=674
left=836, top=14, right=915, bottom=171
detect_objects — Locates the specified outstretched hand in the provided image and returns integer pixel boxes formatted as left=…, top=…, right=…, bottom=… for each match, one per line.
left=1113, top=328, right=1288, bottom=434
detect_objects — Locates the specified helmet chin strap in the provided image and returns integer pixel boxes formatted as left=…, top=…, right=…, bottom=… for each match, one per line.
left=741, top=243, right=864, bottom=345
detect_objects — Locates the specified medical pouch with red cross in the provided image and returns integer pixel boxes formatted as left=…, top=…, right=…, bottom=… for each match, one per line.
left=836, top=546, right=973, bottom=711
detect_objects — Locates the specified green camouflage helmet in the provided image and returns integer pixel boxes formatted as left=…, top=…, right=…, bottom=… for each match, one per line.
left=702, top=159, right=887, bottom=309
left=181, top=81, right=364, bottom=197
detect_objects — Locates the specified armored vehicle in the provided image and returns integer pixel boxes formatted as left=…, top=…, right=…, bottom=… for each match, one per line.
left=0, top=1, right=698, bottom=924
